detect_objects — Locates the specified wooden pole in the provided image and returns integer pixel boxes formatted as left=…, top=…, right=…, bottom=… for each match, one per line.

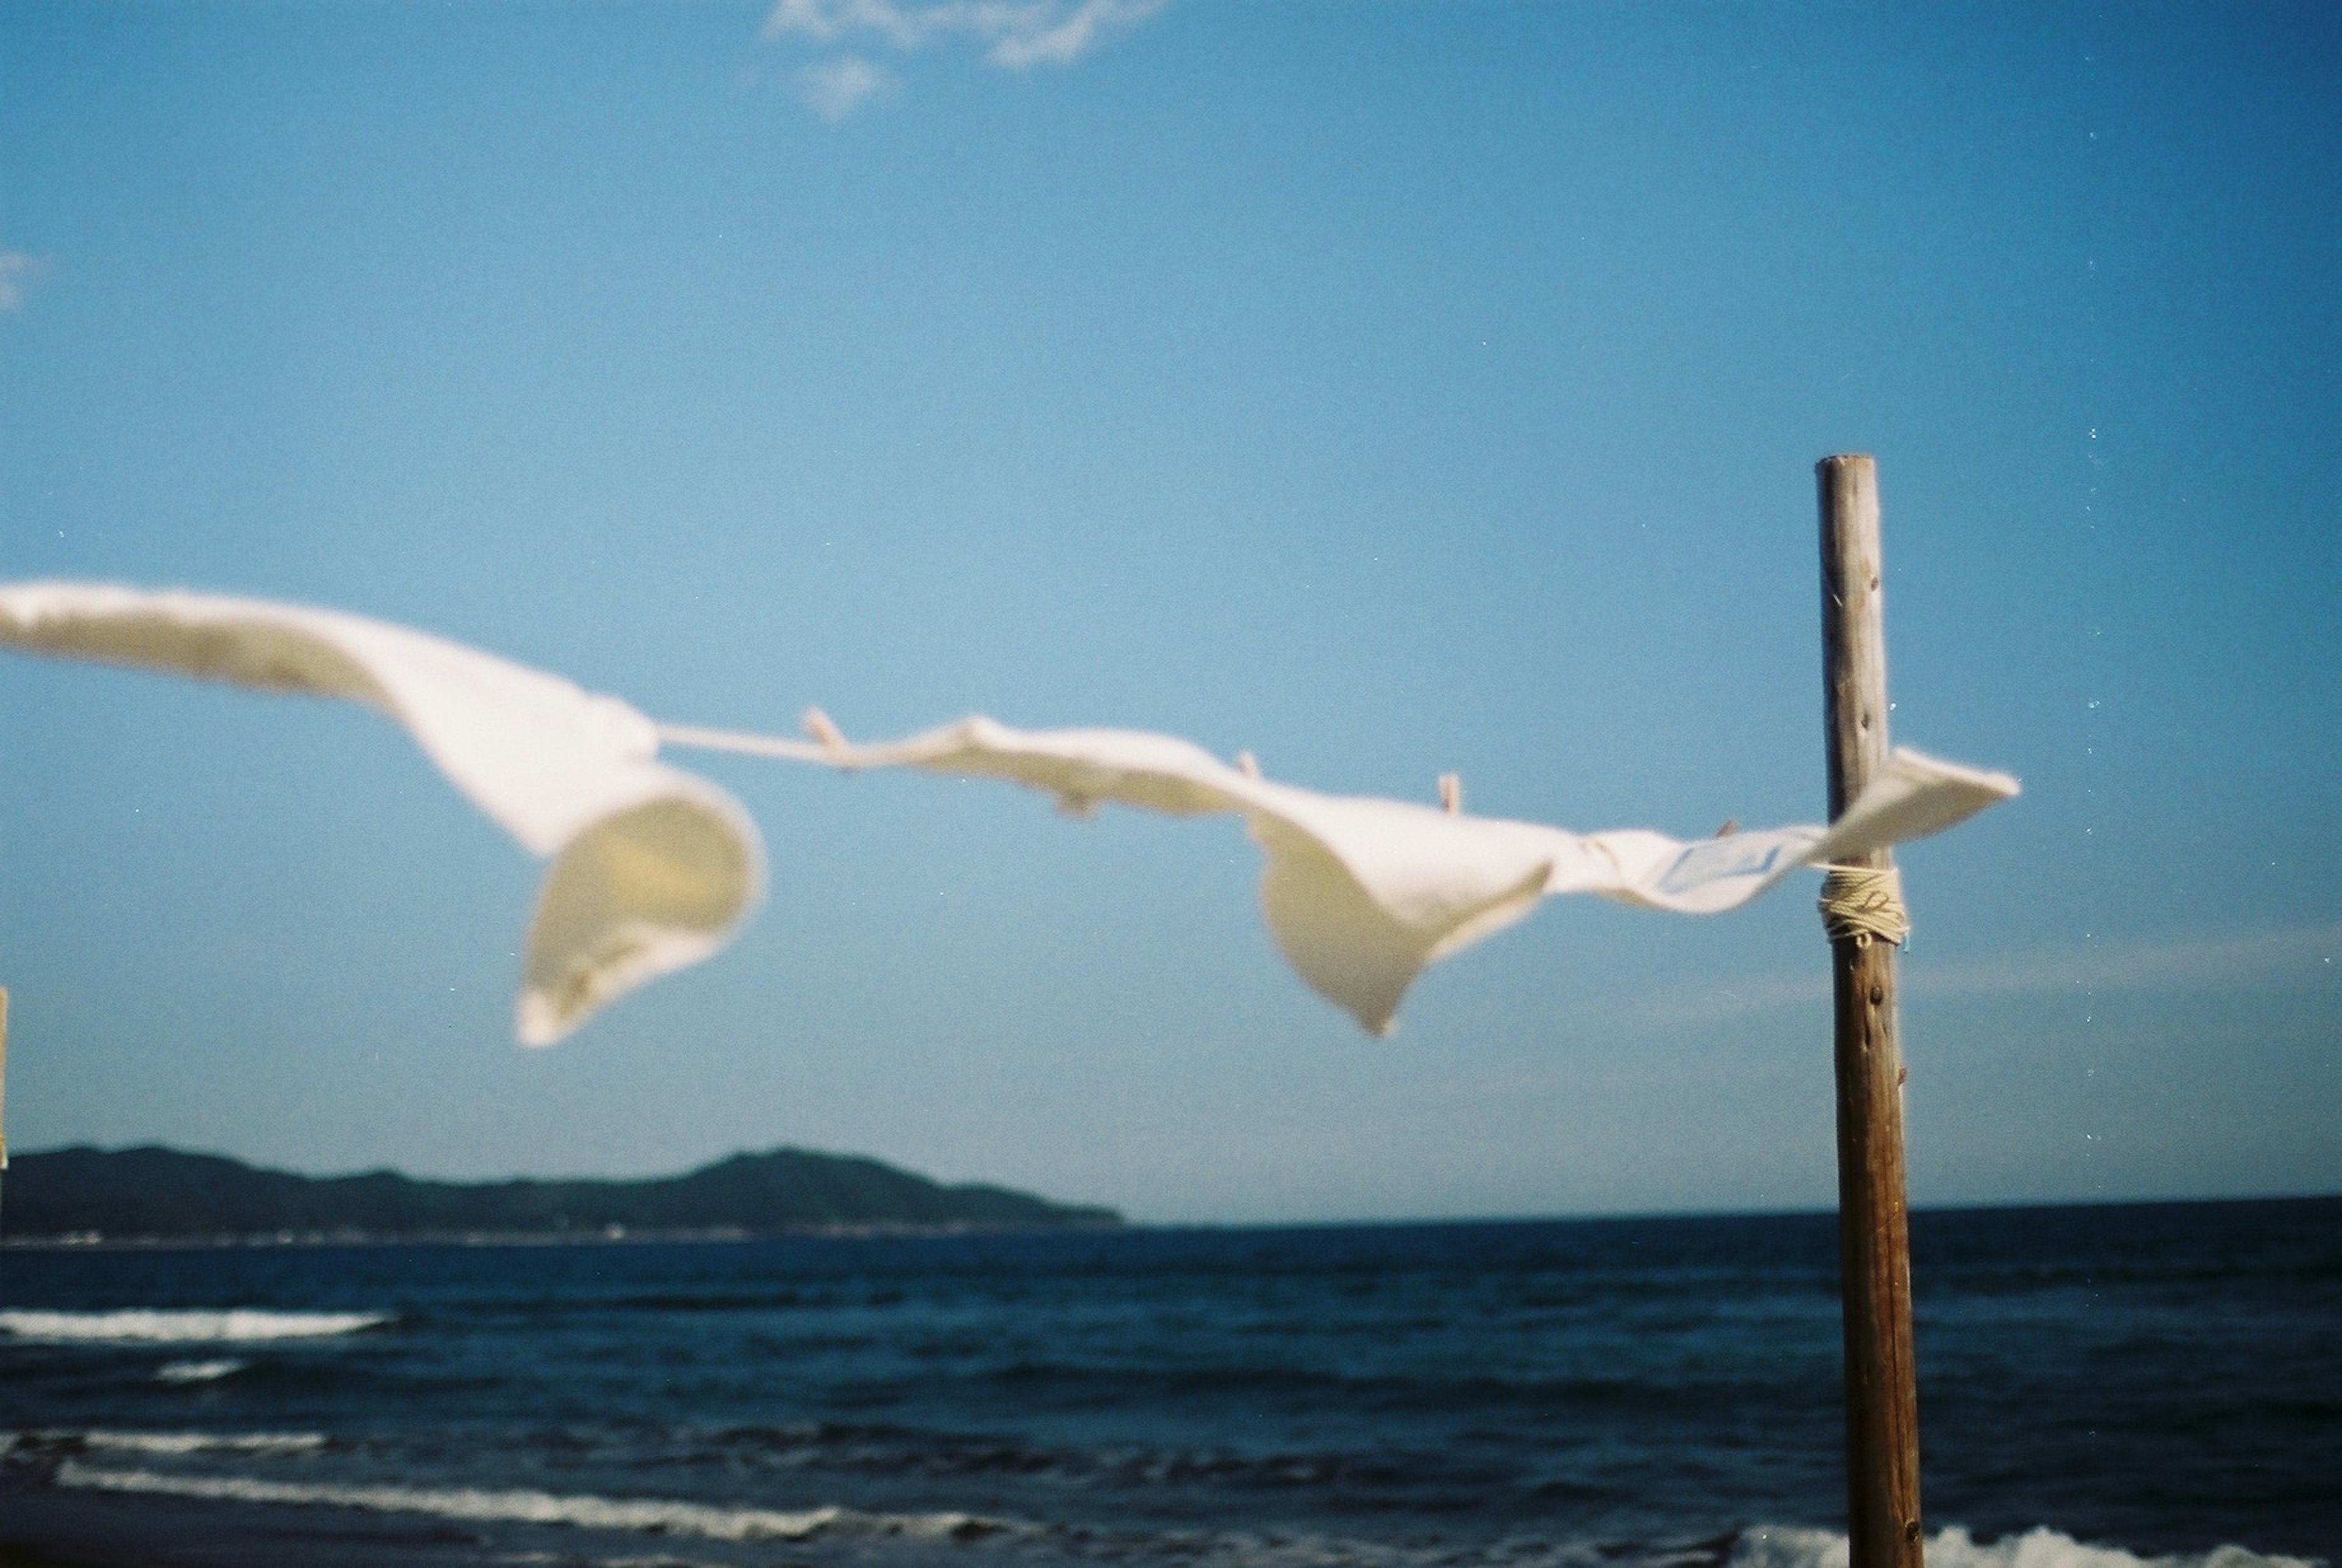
left=0, top=985, right=9, bottom=1233
left=1817, top=456, right=1923, bottom=1568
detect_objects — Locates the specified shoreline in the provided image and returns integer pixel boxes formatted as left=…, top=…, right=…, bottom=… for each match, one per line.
left=0, top=1219, right=1126, bottom=1251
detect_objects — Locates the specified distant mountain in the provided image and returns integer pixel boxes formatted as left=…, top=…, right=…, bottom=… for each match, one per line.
left=0, top=1145, right=1122, bottom=1242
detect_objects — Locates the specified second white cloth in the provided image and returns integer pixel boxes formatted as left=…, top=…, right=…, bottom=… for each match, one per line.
left=782, top=715, right=2019, bottom=1034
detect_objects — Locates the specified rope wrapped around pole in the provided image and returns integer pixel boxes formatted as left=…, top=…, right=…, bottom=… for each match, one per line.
left=1818, top=865, right=1910, bottom=948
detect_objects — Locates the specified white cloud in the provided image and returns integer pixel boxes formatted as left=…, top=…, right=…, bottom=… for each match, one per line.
left=0, top=252, right=48, bottom=312
left=987, top=0, right=1164, bottom=66
left=798, top=54, right=894, bottom=120
left=764, top=0, right=1166, bottom=116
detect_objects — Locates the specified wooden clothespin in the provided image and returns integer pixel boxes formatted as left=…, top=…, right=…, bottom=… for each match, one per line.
left=800, top=707, right=848, bottom=759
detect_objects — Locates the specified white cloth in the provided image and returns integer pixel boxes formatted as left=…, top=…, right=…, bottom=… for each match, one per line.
left=0, top=582, right=764, bottom=1045
left=801, top=717, right=2019, bottom=1034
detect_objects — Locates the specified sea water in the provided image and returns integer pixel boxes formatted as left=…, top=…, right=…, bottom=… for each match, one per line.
left=1, top=1199, right=2334, bottom=1567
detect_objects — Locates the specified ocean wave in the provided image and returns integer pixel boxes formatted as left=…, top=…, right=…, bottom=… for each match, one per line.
left=1730, top=1525, right=2322, bottom=1568
left=54, top=1462, right=1020, bottom=1545
left=44, top=1460, right=2322, bottom=1568
left=0, top=1308, right=391, bottom=1343
left=156, top=1357, right=249, bottom=1383
left=697, top=1420, right=1478, bottom=1493
left=9, top=1429, right=328, bottom=1458
left=19, top=1464, right=1667, bottom=1568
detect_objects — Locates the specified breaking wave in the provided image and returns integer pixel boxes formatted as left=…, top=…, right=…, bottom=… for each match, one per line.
left=0, top=1308, right=390, bottom=1343
left=6, top=1429, right=328, bottom=1458
left=54, top=1463, right=1019, bottom=1545
left=155, top=1357, right=249, bottom=1383
left=1729, top=1525, right=2322, bottom=1568
left=43, top=1461, right=2324, bottom=1568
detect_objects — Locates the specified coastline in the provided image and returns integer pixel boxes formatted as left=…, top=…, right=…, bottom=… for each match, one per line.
left=0, top=1217, right=1125, bottom=1251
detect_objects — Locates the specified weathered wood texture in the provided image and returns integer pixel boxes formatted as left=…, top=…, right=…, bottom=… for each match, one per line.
left=1817, top=456, right=1924, bottom=1568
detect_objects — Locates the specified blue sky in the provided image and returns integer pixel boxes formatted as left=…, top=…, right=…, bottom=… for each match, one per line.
left=0, top=1, right=2333, bottom=1223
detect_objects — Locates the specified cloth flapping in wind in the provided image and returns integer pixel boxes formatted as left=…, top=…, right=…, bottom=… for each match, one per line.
left=0, top=581, right=2019, bottom=1042
left=710, top=713, right=2017, bottom=1034
left=0, top=582, right=761, bottom=1045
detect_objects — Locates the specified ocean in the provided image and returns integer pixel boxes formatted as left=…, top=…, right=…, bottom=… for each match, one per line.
left=1, top=1198, right=2334, bottom=1568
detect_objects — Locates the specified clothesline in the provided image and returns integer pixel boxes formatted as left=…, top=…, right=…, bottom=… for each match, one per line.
left=0, top=581, right=2018, bottom=1044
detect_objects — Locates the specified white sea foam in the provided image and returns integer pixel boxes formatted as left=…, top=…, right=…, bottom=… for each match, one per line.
left=73, top=1430, right=328, bottom=1456
left=30, top=1462, right=2326, bottom=1568
left=1730, top=1525, right=2323, bottom=1568
left=0, top=1308, right=390, bottom=1343
left=156, top=1357, right=249, bottom=1383
left=55, top=1463, right=1015, bottom=1545
left=3, top=1430, right=327, bottom=1458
